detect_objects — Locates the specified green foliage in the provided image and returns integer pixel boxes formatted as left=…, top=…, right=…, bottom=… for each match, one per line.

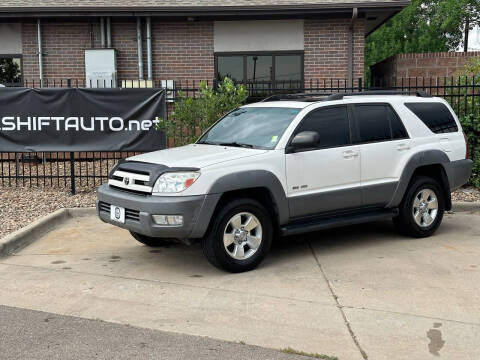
left=441, top=67, right=480, bottom=187
left=365, top=0, right=480, bottom=80
left=462, top=57, right=480, bottom=76
left=0, top=58, right=21, bottom=84
left=156, top=78, right=247, bottom=147
left=459, top=114, right=480, bottom=188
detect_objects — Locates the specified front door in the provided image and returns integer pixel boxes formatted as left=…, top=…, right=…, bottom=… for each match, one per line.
left=286, top=105, right=362, bottom=218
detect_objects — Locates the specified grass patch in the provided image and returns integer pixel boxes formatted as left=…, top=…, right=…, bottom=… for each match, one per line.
left=281, top=347, right=338, bottom=360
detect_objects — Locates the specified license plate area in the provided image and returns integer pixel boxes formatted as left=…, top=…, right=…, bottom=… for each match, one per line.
left=110, top=205, right=125, bottom=223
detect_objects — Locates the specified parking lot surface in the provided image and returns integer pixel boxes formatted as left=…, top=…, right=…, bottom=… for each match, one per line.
left=0, top=209, right=479, bottom=360
left=0, top=304, right=318, bottom=360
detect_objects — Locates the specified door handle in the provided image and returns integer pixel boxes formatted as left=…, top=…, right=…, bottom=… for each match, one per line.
left=343, top=150, right=359, bottom=159
left=397, top=144, right=410, bottom=151
left=440, top=138, right=451, bottom=152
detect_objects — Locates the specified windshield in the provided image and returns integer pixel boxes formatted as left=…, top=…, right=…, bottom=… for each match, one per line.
left=197, top=107, right=301, bottom=149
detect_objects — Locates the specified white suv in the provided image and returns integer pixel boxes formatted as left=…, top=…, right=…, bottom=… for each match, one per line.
left=97, top=91, right=472, bottom=272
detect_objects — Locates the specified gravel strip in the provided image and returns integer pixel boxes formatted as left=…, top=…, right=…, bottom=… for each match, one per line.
left=451, top=187, right=480, bottom=202
left=1, top=186, right=479, bottom=241
left=0, top=187, right=96, bottom=240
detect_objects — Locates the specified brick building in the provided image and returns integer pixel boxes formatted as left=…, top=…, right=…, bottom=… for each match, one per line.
left=0, top=0, right=408, bottom=89
left=371, top=51, right=480, bottom=85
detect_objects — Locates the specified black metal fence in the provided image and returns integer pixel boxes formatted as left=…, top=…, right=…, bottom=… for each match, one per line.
left=1, top=76, right=479, bottom=194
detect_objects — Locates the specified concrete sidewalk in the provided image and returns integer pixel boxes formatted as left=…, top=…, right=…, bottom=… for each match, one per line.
left=0, top=210, right=479, bottom=359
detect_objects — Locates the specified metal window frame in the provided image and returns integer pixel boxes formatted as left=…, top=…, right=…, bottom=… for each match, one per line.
left=214, top=51, right=304, bottom=88
left=0, top=53, right=23, bottom=85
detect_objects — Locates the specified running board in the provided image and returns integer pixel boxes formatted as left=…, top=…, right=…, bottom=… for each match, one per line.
left=280, top=208, right=399, bottom=236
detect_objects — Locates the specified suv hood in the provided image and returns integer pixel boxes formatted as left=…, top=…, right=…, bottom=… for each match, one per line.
left=127, top=144, right=267, bottom=168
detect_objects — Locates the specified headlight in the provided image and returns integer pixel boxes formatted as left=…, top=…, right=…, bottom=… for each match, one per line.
left=152, top=172, right=200, bottom=193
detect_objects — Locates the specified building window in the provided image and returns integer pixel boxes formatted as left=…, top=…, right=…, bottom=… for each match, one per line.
left=0, top=55, right=22, bottom=85
left=215, top=52, right=303, bottom=94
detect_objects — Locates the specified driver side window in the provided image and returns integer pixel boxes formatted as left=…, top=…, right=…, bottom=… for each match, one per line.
left=294, top=106, right=351, bottom=150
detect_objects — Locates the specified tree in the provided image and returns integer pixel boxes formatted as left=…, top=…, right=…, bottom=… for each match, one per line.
left=434, top=0, right=480, bottom=52
left=0, top=58, right=21, bottom=84
left=156, top=77, right=247, bottom=147
left=365, top=0, right=480, bottom=78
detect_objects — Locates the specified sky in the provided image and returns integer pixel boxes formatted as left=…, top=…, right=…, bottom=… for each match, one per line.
left=466, top=25, right=480, bottom=51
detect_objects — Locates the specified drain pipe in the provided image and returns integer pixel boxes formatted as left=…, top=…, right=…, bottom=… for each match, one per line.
left=347, top=8, right=358, bottom=88
left=100, top=18, right=106, bottom=48
left=106, top=17, right=112, bottom=48
left=37, top=19, right=43, bottom=86
left=137, top=17, right=144, bottom=80
left=146, top=17, right=153, bottom=80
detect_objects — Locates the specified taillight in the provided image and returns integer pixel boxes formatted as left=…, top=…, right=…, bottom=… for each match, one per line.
left=463, top=131, right=469, bottom=159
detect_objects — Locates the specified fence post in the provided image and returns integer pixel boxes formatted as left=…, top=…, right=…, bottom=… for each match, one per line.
left=67, top=78, right=76, bottom=195
left=358, top=78, right=363, bottom=92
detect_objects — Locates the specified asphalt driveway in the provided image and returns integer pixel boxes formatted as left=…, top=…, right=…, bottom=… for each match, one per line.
left=0, top=208, right=479, bottom=359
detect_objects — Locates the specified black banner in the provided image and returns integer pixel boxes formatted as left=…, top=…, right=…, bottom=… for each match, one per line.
left=0, top=87, right=166, bottom=152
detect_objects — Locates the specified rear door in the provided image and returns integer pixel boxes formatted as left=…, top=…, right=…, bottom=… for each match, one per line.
left=285, top=105, right=362, bottom=218
left=404, top=102, right=464, bottom=159
left=352, top=103, right=412, bottom=207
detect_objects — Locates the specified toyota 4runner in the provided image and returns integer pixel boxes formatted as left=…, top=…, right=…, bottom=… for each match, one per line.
left=97, top=91, right=473, bottom=272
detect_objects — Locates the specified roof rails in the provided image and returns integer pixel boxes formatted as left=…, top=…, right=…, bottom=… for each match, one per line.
left=262, top=90, right=432, bottom=102
left=323, top=90, right=433, bottom=101
left=261, top=92, right=333, bottom=102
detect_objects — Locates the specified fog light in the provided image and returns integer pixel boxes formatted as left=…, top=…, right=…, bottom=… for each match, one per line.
left=152, top=215, right=183, bottom=226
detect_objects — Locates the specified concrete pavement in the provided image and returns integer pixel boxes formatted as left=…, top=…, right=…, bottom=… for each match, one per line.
left=0, top=209, right=479, bottom=359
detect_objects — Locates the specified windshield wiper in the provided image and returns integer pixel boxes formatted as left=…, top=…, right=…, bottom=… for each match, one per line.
left=217, top=142, right=254, bottom=148
left=197, top=140, right=254, bottom=148
left=197, top=140, right=217, bottom=145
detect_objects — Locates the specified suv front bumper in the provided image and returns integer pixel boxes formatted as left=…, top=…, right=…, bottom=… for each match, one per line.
left=96, top=184, right=220, bottom=239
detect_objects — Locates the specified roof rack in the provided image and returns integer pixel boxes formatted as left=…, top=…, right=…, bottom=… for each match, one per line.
left=262, top=90, right=432, bottom=102
left=323, top=90, right=432, bottom=101
left=261, top=92, right=333, bottom=102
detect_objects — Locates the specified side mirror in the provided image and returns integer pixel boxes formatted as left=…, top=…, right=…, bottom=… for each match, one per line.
left=287, top=131, right=319, bottom=153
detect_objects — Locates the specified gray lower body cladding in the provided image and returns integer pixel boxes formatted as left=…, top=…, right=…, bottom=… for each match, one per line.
left=96, top=184, right=220, bottom=239
left=444, top=159, right=473, bottom=190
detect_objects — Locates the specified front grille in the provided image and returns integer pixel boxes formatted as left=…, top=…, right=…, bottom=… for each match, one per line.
left=109, top=185, right=148, bottom=196
left=99, top=201, right=140, bottom=222
left=108, top=169, right=152, bottom=195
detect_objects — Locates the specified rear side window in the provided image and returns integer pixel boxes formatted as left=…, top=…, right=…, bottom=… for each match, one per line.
left=354, top=104, right=408, bottom=143
left=405, top=102, right=458, bottom=133
left=388, top=106, right=409, bottom=139
left=294, top=106, right=350, bottom=149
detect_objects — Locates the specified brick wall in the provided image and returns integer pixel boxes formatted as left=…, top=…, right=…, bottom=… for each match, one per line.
left=21, top=17, right=363, bottom=85
left=304, top=18, right=365, bottom=84
left=22, top=19, right=214, bottom=84
left=371, top=51, right=480, bottom=84
left=22, top=20, right=101, bottom=81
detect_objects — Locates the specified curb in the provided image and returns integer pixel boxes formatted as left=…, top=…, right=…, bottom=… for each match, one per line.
left=451, top=201, right=480, bottom=213
left=0, top=207, right=96, bottom=257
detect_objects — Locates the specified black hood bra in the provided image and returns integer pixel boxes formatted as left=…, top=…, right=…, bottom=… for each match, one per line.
left=109, top=159, right=199, bottom=187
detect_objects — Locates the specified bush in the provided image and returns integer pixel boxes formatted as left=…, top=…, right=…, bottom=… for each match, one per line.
left=156, top=78, right=247, bottom=147
left=459, top=114, right=480, bottom=188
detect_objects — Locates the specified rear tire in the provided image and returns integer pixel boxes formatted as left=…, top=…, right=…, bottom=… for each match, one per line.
left=393, top=176, right=445, bottom=238
left=130, top=231, right=174, bottom=247
left=202, top=198, right=273, bottom=273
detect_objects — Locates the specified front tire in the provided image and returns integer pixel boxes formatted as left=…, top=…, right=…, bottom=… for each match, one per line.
left=130, top=231, right=174, bottom=247
left=393, top=176, right=445, bottom=238
left=202, top=198, right=273, bottom=273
